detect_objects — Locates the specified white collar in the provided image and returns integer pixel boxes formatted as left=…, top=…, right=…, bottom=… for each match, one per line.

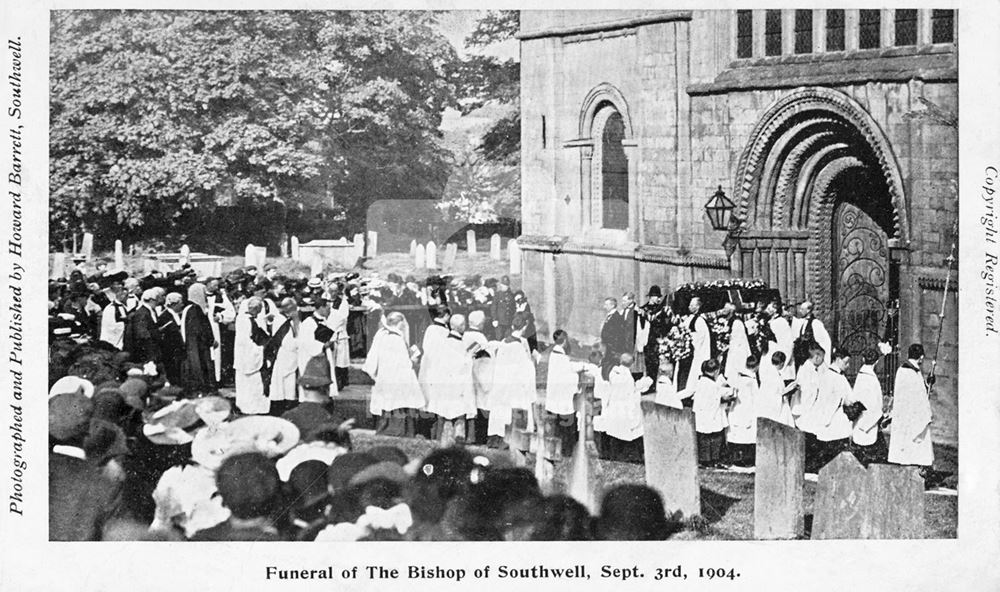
left=53, top=445, right=86, bottom=460
left=552, top=345, right=566, bottom=355
left=858, top=365, right=877, bottom=375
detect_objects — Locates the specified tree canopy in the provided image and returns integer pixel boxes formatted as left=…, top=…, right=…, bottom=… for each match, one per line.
left=49, top=10, right=463, bottom=243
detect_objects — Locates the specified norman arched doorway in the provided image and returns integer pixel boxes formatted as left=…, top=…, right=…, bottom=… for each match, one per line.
left=731, top=88, right=907, bottom=383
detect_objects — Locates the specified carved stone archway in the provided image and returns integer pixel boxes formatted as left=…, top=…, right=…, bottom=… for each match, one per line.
left=729, top=87, right=908, bottom=322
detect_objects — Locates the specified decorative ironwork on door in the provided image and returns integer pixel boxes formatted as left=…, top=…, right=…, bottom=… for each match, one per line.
left=833, top=202, right=891, bottom=385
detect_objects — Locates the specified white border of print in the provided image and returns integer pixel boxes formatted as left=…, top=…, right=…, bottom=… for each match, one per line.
left=1, top=1, right=996, bottom=592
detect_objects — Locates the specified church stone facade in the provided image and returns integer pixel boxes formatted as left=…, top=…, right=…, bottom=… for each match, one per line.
left=516, top=9, right=958, bottom=442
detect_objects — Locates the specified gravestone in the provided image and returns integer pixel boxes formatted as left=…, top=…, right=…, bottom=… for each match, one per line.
left=754, top=418, right=806, bottom=539
left=490, top=234, right=502, bottom=260
left=414, top=244, right=426, bottom=269
left=532, top=402, right=564, bottom=494
left=426, top=241, right=437, bottom=269
left=179, top=244, right=191, bottom=264
left=367, top=231, right=378, bottom=257
left=50, top=253, right=66, bottom=280
left=245, top=244, right=256, bottom=268
left=466, top=229, right=477, bottom=254
left=863, top=464, right=925, bottom=539
left=811, top=452, right=872, bottom=539
left=113, top=240, right=124, bottom=270
left=279, top=239, right=288, bottom=259
left=443, top=243, right=458, bottom=269
left=353, top=233, right=364, bottom=261
left=508, top=239, right=521, bottom=275
left=409, top=239, right=417, bottom=258
left=81, top=232, right=94, bottom=261
left=567, top=375, right=600, bottom=513
left=310, top=254, right=325, bottom=277
left=290, top=236, right=300, bottom=261
left=640, top=401, right=701, bottom=518
left=507, top=408, right=532, bottom=468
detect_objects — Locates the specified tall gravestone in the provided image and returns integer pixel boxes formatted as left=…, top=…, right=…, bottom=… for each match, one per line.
left=113, top=240, right=124, bottom=270
left=508, top=239, right=521, bottom=275
left=290, top=236, right=300, bottom=261
left=353, top=233, right=364, bottom=261
left=490, top=234, right=502, bottom=260
left=310, top=253, right=324, bottom=277
left=426, top=241, right=437, bottom=269
left=414, top=244, right=426, bottom=269
left=179, top=244, right=191, bottom=265
left=864, top=464, right=925, bottom=539
left=409, top=239, right=417, bottom=258
left=466, top=229, right=477, bottom=254
left=244, top=244, right=256, bottom=268
left=367, top=231, right=378, bottom=257
left=81, top=232, right=94, bottom=261
left=443, top=243, right=458, bottom=269
left=640, top=401, right=701, bottom=519
left=50, top=253, right=66, bottom=280
left=567, top=375, right=599, bottom=513
left=811, top=452, right=874, bottom=539
left=754, top=418, right=806, bottom=539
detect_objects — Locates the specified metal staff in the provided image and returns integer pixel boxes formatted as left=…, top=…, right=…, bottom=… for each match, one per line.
left=929, top=220, right=959, bottom=384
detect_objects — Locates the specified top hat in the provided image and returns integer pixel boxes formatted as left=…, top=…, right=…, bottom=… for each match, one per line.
left=647, top=285, right=663, bottom=298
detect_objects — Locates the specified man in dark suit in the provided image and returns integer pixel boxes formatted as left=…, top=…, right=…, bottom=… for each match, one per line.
left=123, top=288, right=161, bottom=367
left=158, top=292, right=186, bottom=387
left=49, top=392, right=122, bottom=541
left=638, top=285, right=670, bottom=383
left=600, top=297, right=629, bottom=380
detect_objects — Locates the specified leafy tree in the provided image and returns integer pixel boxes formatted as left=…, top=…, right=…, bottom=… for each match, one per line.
left=49, top=10, right=461, bottom=245
left=458, top=10, right=520, bottom=165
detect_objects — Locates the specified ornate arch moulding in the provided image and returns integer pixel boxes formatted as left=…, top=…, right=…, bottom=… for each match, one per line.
left=732, top=86, right=910, bottom=246
left=578, top=82, right=635, bottom=141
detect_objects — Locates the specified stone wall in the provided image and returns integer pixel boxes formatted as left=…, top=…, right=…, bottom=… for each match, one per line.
left=519, top=10, right=958, bottom=443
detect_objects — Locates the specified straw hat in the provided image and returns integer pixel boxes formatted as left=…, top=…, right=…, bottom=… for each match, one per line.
left=191, top=416, right=300, bottom=471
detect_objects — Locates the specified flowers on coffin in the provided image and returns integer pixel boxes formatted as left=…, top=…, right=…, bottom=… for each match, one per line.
left=658, top=324, right=693, bottom=362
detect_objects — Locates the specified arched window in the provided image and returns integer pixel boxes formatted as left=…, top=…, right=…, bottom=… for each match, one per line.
left=600, top=111, right=629, bottom=229
left=576, top=84, right=635, bottom=234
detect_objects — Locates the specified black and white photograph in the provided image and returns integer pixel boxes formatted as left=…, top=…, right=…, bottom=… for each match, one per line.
left=3, top=1, right=999, bottom=591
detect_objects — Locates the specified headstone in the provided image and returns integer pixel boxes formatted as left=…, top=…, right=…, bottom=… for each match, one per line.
left=81, top=232, right=94, bottom=261
left=490, top=234, right=502, bottom=260
left=353, top=233, right=364, bottom=260
left=409, top=239, right=417, bottom=258
left=567, top=374, right=600, bottom=513
left=640, top=401, right=701, bottom=519
left=367, top=230, right=378, bottom=257
left=443, top=243, right=458, bottom=269
left=50, top=253, right=66, bottom=280
left=508, top=239, right=521, bottom=275
left=466, top=229, right=477, bottom=254
left=254, top=247, right=267, bottom=270
left=279, top=239, right=288, bottom=259
left=754, top=418, right=806, bottom=539
left=179, top=244, right=191, bottom=265
left=426, top=241, right=437, bottom=269
left=532, top=402, right=563, bottom=494
left=415, top=244, right=426, bottom=269
left=113, top=240, right=124, bottom=270
left=310, top=253, right=324, bottom=277
left=506, top=409, right=532, bottom=468
left=811, top=452, right=871, bottom=539
left=864, top=464, right=925, bottom=539
left=245, top=244, right=256, bottom=268
left=291, top=236, right=300, bottom=261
